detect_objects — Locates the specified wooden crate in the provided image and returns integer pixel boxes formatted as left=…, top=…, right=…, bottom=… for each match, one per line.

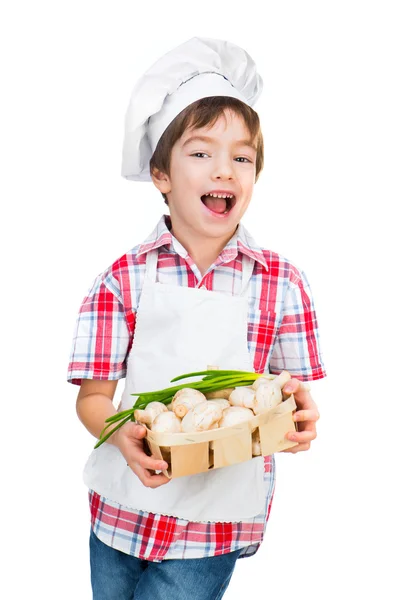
left=145, top=394, right=298, bottom=479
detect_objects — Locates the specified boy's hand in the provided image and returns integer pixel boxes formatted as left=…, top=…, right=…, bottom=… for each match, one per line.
left=282, top=378, right=320, bottom=453
left=112, top=422, right=170, bottom=488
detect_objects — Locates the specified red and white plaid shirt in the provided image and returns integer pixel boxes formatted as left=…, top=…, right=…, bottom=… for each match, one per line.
left=68, top=214, right=326, bottom=561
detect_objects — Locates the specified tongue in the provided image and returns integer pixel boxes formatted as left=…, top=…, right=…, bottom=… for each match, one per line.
left=202, top=195, right=227, bottom=213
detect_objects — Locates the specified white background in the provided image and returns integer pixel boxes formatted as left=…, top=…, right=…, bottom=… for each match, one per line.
left=1, top=1, right=408, bottom=598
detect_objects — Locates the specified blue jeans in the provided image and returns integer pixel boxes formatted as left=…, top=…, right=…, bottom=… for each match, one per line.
left=89, top=528, right=242, bottom=600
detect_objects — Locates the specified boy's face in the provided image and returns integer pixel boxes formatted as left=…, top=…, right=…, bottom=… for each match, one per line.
left=152, top=109, right=257, bottom=243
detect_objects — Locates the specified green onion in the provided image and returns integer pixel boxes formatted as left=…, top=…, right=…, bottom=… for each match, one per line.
left=170, top=369, right=254, bottom=382
left=94, top=413, right=133, bottom=449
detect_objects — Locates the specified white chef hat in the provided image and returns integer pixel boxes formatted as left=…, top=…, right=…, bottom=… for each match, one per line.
left=121, top=36, right=263, bottom=182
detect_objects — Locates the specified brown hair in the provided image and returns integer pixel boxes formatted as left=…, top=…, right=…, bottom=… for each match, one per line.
left=149, top=96, right=264, bottom=204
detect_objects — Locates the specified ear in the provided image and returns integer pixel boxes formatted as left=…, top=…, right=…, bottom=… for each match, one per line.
left=151, top=167, right=171, bottom=194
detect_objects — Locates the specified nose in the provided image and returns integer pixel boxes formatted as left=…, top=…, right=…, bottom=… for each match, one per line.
left=211, top=153, right=234, bottom=180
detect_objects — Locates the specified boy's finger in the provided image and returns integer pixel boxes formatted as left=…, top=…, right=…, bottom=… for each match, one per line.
left=283, top=379, right=311, bottom=394
left=128, top=463, right=170, bottom=488
left=131, top=423, right=148, bottom=438
left=283, top=379, right=299, bottom=394
left=143, top=473, right=171, bottom=488
left=293, top=409, right=320, bottom=422
left=134, top=465, right=170, bottom=488
left=137, top=451, right=168, bottom=472
left=286, top=430, right=317, bottom=443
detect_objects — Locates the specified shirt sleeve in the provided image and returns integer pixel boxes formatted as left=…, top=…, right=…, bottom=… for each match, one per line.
left=269, top=269, right=326, bottom=381
left=67, top=273, right=133, bottom=386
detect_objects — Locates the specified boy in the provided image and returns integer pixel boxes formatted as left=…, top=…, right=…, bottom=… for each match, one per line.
left=68, top=37, right=326, bottom=599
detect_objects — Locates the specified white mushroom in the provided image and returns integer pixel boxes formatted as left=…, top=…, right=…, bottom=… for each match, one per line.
left=253, top=381, right=282, bottom=414
left=228, top=386, right=256, bottom=409
left=219, top=406, right=254, bottom=428
left=253, top=371, right=292, bottom=414
left=181, top=402, right=223, bottom=433
left=207, top=399, right=230, bottom=411
left=251, top=375, right=276, bottom=391
left=171, top=388, right=207, bottom=418
left=134, top=401, right=168, bottom=427
left=251, top=371, right=292, bottom=391
left=151, top=411, right=182, bottom=433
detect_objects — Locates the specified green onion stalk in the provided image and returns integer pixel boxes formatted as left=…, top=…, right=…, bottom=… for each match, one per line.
left=94, top=369, right=275, bottom=449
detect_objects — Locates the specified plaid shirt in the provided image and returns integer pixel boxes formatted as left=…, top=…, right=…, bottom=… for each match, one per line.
left=68, top=214, right=326, bottom=561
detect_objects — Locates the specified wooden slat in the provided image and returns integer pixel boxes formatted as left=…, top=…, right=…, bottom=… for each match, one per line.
left=170, top=442, right=210, bottom=478
left=213, top=431, right=252, bottom=468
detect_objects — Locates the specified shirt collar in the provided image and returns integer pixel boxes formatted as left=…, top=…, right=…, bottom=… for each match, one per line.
left=136, top=214, right=269, bottom=272
left=136, top=214, right=174, bottom=257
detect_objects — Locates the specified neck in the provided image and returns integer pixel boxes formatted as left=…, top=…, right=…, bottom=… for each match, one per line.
left=168, top=217, right=238, bottom=277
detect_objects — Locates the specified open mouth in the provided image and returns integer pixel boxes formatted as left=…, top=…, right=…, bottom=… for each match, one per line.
left=200, top=194, right=237, bottom=215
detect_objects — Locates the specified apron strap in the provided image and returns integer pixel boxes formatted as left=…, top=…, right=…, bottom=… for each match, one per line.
left=145, top=248, right=159, bottom=283
left=239, top=254, right=255, bottom=297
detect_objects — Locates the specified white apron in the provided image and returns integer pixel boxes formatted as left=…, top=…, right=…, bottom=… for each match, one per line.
left=83, top=248, right=266, bottom=522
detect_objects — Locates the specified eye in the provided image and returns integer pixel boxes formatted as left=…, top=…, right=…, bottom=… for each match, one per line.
left=191, top=152, right=209, bottom=158
left=235, top=157, right=252, bottom=163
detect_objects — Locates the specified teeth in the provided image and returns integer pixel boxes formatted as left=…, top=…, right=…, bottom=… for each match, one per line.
left=205, top=193, right=234, bottom=199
